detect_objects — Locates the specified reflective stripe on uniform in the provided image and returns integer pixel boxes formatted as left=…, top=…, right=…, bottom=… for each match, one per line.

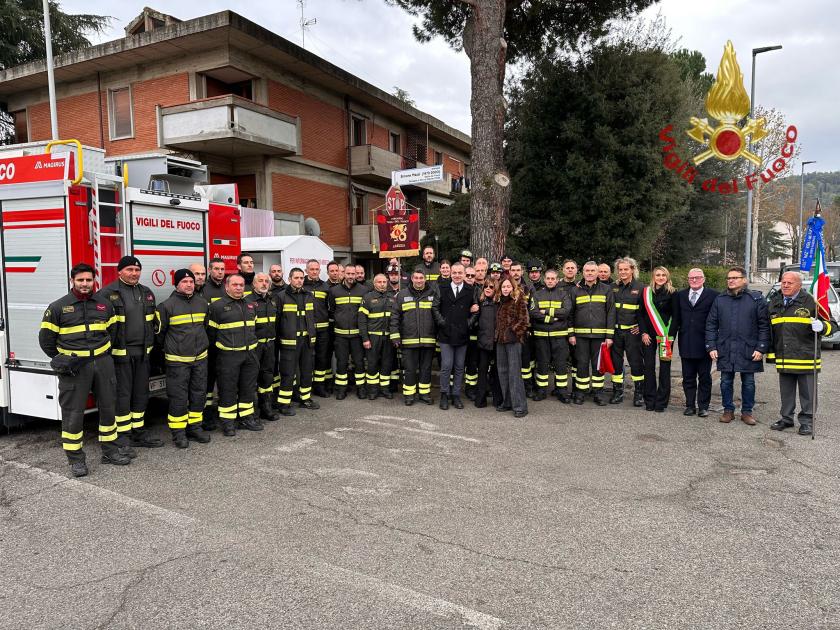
left=57, top=341, right=111, bottom=357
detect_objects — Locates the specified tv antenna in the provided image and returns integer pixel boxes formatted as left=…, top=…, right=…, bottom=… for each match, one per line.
left=299, top=0, right=317, bottom=49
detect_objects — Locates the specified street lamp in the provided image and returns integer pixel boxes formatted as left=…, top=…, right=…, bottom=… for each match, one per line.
left=798, top=160, right=817, bottom=262
left=744, top=44, right=783, bottom=280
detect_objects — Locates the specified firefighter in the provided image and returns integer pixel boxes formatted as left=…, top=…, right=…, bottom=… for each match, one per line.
left=459, top=249, right=474, bottom=268
left=386, top=264, right=404, bottom=390
left=275, top=267, right=318, bottom=416
left=304, top=259, right=333, bottom=397
left=98, top=256, right=163, bottom=452
left=391, top=267, right=439, bottom=406
left=767, top=271, right=836, bottom=436
left=189, top=263, right=207, bottom=294
left=527, top=260, right=545, bottom=293
left=500, top=254, right=513, bottom=273
left=509, top=261, right=535, bottom=396
left=570, top=261, right=616, bottom=405
left=489, top=262, right=503, bottom=283
left=39, top=263, right=125, bottom=476
left=269, top=264, right=286, bottom=293
left=598, top=263, right=614, bottom=287
left=529, top=268, right=574, bottom=403
left=200, top=256, right=226, bottom=431
left=237, top=252, right=256, bottom=295
left=610, top=257, right=646, bottom=407
left=247, top=272, right=280, bottom=423
left=359, top=273, right=395, bottom=400
left=206, top=274, right=261, bottom=436
left=328, top=265, right=368, bottom=399
left=420, top=245, right=441, bottom=283
left=560, top=260, right=579, bottom=290
left=155, top=269, right=211, bottom=448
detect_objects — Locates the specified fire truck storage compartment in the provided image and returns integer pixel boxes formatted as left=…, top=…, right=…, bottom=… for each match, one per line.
left=109, top=154, right=208, bottom=196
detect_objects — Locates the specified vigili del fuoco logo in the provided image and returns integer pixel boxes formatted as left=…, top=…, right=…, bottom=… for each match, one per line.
left=659, top=40, right=797, bottom=195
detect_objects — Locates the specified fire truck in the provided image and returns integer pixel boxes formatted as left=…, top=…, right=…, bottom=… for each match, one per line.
left=0, top=140, right=241, bottom=428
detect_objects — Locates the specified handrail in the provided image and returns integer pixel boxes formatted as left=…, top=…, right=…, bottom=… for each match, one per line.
left=45, top=138, right=83, bottom=185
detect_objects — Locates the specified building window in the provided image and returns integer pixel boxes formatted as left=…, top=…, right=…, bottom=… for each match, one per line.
left=389, top=131, right=400, bottom=154
left=353, top=192, right=367, bottom=225
left=205, top=76, right=253, bottom=100
left=434, top=151, right=443, bottom=166
left=108, top=86, right=134, bottom=139
left=11, top=110, right=28, bottom=143
left=352, top=116, right=367, bottom=146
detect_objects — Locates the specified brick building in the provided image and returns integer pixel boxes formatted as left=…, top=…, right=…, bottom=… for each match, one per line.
left=0, top=8, right=471, bottom=262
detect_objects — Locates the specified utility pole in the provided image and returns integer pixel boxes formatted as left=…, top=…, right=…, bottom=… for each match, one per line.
left=42, top=0, right=59, bottom=139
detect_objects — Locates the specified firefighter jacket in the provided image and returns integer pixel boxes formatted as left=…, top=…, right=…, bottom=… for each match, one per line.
left=303, top=277, right=331, bottom=330
left=767, top=290, right=835, bottom=373
left=207, top=294, right=257, bottom=352
left=97, top=280, right=156, bottom=360
left=155, top=291, right=209, bottom=363
left=39, top=291, right=116, bottom=358
left=572, top=280, right=616, bottom=338
left=420, top=260, right=441, bottom=282
left=612, top=279, right=645, bottom=331
left=275, top=284, right=316, bottom=347
left=328, top=281, right=367, bottom=337
left=358, top=289, right=395, bottom=343
left=246, top=291, right=278, bottom=344
left=200, top=278, right=225, bottom=303
left=390, top=283, right=438, bottom=347
left=529, top=285, right=574, bottom=338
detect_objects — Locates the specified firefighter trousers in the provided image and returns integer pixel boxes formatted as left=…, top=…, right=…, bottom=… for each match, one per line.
left=254, top=339, right=275, bottom=397
left=574, top=337, right=605, bottom=393
left=535, top=337, right=570, bottom=393
left=365, top=335, right=394, bottom=390
left=401, top=346, right=433, bottom=397
left=313, top=327, right=333, bottom=387
left=165, top=359, right=208, bottom=430
left=610, top=330, right=645, bottom=389
left=520, top=334, right=535, bottom=385
left=58, top=355, right=118, bottom=463
left=277, top=339, right=315, bottom=405
left=205, top=347, right=218, bottom=411
left=334, top=335, right=365, bottom=390
left=464, top=338, right=479, bottom=389
left=216, top=350, right=259, bottom=422
left=115, top=347, right=150, bottom=444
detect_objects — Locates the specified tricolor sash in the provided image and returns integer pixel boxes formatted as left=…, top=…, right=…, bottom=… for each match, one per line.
left=643, top=286, right=673, bottom=361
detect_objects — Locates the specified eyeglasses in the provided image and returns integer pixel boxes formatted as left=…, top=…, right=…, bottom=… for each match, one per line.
left=687, top=276, right=704, bottom=280
left=466, top=274, right=475, bottom=278
left=726, top=276, right=744, bottom=281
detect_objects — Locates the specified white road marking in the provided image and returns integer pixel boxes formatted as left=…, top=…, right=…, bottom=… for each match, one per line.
left=275, top=438, right=318, bottom=452
left=318, top=563, right=504, bottom=629
left=364, top=414, right=438, bottom=431
left=324, top=427, right=361, bottom=439
left=0, top=456, right=195, bottom=526
left=357, top=418, right=480, bottom=444
left=312, top=467, right=379, bottom=478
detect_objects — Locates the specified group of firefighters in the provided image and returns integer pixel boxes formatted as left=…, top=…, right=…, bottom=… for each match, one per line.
left=38, top=244, right=831, bottom=478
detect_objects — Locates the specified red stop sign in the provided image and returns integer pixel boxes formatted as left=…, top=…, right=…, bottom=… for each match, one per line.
left=385, top=185, right=407, bottom=216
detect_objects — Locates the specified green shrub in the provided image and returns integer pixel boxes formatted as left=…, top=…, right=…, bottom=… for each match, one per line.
left=638, top=266, right=729, bottom=291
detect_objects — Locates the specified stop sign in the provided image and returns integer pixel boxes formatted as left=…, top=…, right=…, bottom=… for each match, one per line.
left=385, top=185, right=407, bottom=215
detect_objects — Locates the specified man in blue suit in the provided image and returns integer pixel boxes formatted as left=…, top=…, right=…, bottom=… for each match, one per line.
left=672, top=269, right=719, bottom=417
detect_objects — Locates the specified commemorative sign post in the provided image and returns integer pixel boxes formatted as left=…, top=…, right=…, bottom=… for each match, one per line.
left=376, top=184, right=419, bottom=257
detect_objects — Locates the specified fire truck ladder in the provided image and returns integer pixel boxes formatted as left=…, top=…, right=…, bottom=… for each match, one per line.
left=89, top=173, right=128, bottom=290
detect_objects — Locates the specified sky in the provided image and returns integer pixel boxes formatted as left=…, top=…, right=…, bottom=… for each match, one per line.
left=63, top=0, right=838, bottom=171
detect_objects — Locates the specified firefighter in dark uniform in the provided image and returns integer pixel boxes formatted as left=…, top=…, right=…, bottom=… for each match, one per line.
left=598, top=263, right=614, bottom=287
left=155, top=268, right=211, bottom=448
left=328, top=265, right=368, bottom=399
left=237, top=252, right=256, bottom=296
left=610, top=257, right=646, bottom=407
left=199, top=256, right=226, bottom=431
left=247, top=272, right=280, bottom=423
left=420, top=245, right=441, bottom=283
left=391, top=267, right=439, bottom=406
left=206, top=273, right=261, bottom=436
left=529, top=268, right=574, bottom=403
left=39, top=263, right=125, bottom=476
left=359, top=273, right=395, bottom=400
left=98, top=256, right=163, bottom=453
left=269, top=264, right=286, bottom=293
left=570, top=261, right=616, bottom=405
left=304, top=259, right=332, bottom=397
left=386, top=264, right=404, bottom=391
left=767, top=271, right=836, bottom=436
left=268, top=265, right=286, bottom=402
left=275, top=267, right=318, bottom=416
left=560, top=259, right=580, bottom=392
left=527, top=261, right=545, bottom=293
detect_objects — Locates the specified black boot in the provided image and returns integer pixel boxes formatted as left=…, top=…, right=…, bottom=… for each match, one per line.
left=557, top=392, right=571, bottom=404
left=101, top=444, right=131, bottom=465
left=186, top=425, right=211, bottom=443
left=609, top=387, right=624, bottom=404
left=130, top=428, right=164, bottom=449
left=221, top=419, right=237, bottom=437
left=593, top=392, right=607, bottom=406
left=357, top=384, right=367, bottom=400
left=532, top=390, right=546, bottom=402
left=418, top=394, right=433, bottom=405
left=69, top=460, right=89, bottom=477
left=279, top=405, right=297, bottom=416
left=633, top=383, right=644, bottom=407
left=172, top=430, right=189, bottom=449
left=314, top=384, right=328, bottom=398
left=259, top=394, right=280, bottom=422
left=573, top=392, right=585, bottom=405
left=299, top=398, right=319, bottom=410
left=380, top=386, right=393, bottom=400
left=404, top=394, right=415, bottom=406
left=202, top=407, right=218, bottom=431
left=335, top=388, right=346, bottom=401
left=238, top=415, right=264, bottom=431
left=368, top=385, right=378, bottom=401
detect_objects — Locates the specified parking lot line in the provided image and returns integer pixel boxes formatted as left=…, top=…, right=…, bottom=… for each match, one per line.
left=357, top=416, right=481, bottom=443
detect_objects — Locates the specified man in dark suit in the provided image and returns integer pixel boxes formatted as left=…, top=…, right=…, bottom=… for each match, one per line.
left=434, top=263, right=478, bottom=409
left=672, top=268, right=719, bottom=417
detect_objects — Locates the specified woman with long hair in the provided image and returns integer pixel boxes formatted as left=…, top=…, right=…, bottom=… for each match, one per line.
left=639, top=266, right=678, bottom=412
left=474, top=278, right=503, bottom=408
left=495, top=277, right=530, bottom=417
left=438, top=259, right=452, bottom=286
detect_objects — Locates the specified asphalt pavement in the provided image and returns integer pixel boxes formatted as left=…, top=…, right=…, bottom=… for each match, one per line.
left=2, top=350, right=839, bottom=629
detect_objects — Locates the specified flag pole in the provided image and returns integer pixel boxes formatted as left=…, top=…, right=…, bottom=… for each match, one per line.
left=812, top=328, right=818, bottom=440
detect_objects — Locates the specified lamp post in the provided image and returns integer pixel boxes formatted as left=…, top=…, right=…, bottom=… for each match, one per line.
left=798, top=160, right=817, bottom=262
left=744, top=44, right=783, bottom=280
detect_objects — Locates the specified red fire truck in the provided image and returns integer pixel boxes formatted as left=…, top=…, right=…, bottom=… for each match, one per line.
left=0, top=140, right=241, bottom=427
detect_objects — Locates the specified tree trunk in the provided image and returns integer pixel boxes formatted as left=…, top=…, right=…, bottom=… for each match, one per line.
left=463, top=0, right=510, bottom=261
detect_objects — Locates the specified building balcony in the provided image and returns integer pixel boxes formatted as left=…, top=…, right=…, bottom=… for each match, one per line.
left=352, top=224, right=377, bottom=254
left=350, top=144, right=452, bottom=195
left=158, top=95, right=300, bottom=157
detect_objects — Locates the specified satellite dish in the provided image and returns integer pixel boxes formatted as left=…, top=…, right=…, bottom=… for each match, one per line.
left=304, top=217, right=321, bottom=237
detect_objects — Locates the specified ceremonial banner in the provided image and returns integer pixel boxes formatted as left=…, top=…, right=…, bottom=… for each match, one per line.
left=801, top=200, right=831, bottom=320
left=377, top=185, right=419, bottom=258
